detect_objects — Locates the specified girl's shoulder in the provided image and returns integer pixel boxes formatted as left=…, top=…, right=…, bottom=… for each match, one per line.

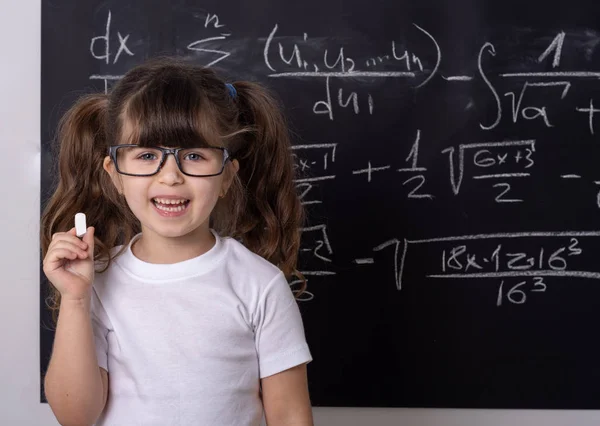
left=219, top=235, right=285, bottom=284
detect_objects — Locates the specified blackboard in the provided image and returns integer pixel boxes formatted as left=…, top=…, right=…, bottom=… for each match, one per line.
left=41, top=0, right=600, bottom=408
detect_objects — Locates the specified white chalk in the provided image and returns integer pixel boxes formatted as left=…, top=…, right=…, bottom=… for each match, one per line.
left=75, top=213, right=87, bottom=237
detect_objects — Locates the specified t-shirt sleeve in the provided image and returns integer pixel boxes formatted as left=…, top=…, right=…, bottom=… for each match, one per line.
left=254, top=272, right=312, bottom=378
left=90, top=288, right=112, bottom=371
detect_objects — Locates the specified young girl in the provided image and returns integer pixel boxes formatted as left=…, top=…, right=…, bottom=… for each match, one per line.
left=41, top=57, right=313, bottom=426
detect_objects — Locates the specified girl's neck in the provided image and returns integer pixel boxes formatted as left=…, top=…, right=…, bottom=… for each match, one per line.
left=131, top=226, right=216, bottom=264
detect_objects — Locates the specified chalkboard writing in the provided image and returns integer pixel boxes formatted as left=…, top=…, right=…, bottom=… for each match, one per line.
left=41, top=0, right=600, bottom=409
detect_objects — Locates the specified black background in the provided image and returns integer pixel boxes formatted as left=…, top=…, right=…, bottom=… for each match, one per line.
left=42, top=0, right=600, bottom=408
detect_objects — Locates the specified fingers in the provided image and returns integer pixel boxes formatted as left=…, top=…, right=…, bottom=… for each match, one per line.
left=48, top=230, right=89, bottom=253
left=43, top=244, right=89, bottom=276
left=52, top=227, right=77, bottom=240
left=45, top=226, right=95, bottom=266
left=49, top=247, right=87, bottom=262
left=82, top=226, right=95, bottom=256
left=48, top=240, right=89, bottom=260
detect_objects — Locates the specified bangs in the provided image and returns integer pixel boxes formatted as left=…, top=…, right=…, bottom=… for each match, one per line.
left=121, top=73, right=223, bottom=149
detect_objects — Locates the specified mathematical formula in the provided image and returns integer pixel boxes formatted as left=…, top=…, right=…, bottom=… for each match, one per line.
left=82, top=10, right=600, bottom=303
left=357, top=232, right=600, bottom=307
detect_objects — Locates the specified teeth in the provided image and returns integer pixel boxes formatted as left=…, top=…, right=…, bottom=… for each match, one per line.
left=153, top=201, right=187, bottom=212
left=153, top=198, right=188, bottom=205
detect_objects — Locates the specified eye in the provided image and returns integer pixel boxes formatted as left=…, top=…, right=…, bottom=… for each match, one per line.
left=137, top=152, right=158, bottom=161
left=184, top=152, right=205, bottom=161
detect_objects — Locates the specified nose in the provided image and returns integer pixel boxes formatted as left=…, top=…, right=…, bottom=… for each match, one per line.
left=157, top=153, right=184, bottom=185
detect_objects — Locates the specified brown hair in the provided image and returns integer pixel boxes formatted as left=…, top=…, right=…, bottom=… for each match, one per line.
left=41, top=57, right=306, bottom=323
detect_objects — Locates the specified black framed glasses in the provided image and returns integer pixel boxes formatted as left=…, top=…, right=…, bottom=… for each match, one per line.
left=108, top=145, right=233, bottom=177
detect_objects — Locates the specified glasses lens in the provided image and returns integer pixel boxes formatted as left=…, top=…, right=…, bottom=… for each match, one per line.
left=177, top=148, right=224, bottom=176
left=116, top=146, right=163, bottom=175
left=115, top=146, right=225, bottom=176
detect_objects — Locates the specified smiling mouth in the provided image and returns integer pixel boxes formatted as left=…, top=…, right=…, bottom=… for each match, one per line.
left=152, top=198, right=190, bottom=212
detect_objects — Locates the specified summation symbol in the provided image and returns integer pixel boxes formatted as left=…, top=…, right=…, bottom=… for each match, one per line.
left=187, top=13, right=232, bottom=67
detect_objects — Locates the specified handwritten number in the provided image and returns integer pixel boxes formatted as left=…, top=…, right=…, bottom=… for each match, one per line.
left=494, top=183, right=511, bottom=202
left=313, top=240, right=332, bottom=263
left=507, top=281, right=527, bottom=304
left=497, top=281, right=505, bottom=306
left=525, top=148, right=535, bottom=168
left=548, top=248, right=567, bottom=270
left=568, top=238, right=582, bottom=256
left=498, top=278, right=547, bottom=306
left=498, top=280, right=528, bottom=306
left=531, top=277, right=547, bottom=293
left=493, top=183, right=522, bottom=203
left=403, top=175, right=433, bottom=199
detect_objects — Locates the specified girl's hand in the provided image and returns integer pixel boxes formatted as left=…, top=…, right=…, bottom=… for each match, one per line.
left=43, top=226, right=95, bottom=302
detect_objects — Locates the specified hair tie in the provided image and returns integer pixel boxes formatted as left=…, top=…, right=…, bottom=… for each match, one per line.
left=225, top=83, right=237, bottom=99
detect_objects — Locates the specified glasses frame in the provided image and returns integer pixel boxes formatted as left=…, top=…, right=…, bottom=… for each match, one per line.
left=108, top=144, right=233, bottom=177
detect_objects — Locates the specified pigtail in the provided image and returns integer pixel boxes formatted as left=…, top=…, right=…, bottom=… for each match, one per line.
left=224, top=81, right=306, bottom=293
left=41, top=93, right=139, bottom=324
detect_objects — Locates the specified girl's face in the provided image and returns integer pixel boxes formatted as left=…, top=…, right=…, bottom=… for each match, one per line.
left=106, top=155, right=237, bottom=240
left=103, top=129, right=239, bottom=243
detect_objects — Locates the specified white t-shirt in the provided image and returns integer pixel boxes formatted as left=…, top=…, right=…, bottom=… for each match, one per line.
left=90, top=230, right=312, bottom=426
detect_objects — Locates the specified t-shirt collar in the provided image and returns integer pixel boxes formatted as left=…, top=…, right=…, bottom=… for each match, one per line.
left=118, top=229, right=227, bottom=281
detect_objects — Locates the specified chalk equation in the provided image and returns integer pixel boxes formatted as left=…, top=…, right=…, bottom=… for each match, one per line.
left=88, top=10, right=136, bottom=93
left=442, top=139, right=535, bottom=201
left=296, top=224, right=337, bottom=302
left=85, top=14, right=600, bottom=134
left=78, top=10, right=600, bottom=305
left=292, top=143, right=337, bottom=206
left=88, top=10, right=233, bottom=92
left=186, top=12, right=233, bottom=67
left=266, top=23, right=600, bottom=137
left=360, top=231, right=600, bottom=307
left=344, top=133, right=538, bottom=203
left=84, top=13, right=600, bottom=131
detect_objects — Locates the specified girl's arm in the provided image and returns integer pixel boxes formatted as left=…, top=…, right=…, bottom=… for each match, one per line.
left=261, top=363, right=313, bottom=426
left=43, top=227, right=107, bottom=425
left=44, top=297, right=108, bottom=426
